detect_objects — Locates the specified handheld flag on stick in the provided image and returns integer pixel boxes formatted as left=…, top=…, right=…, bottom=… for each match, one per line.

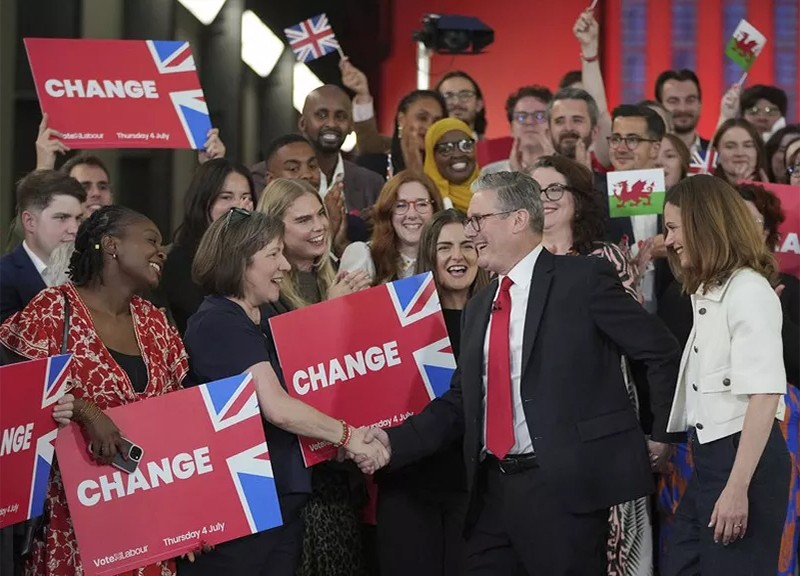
left=689, top=148, right=718, bottom=175
left=607, top=169, right=666, bottom=218
left=284, top=14, right=343, bottom=63
left=725, top=19, right=766, bottom=73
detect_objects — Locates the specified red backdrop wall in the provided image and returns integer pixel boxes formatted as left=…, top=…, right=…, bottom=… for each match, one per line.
left=377, top=0, right=590, bottom=139
left=376, top=0, right=798, bottom=142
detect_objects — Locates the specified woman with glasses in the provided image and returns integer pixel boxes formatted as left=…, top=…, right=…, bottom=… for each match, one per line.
left=423, top=118, right=480, bottom=212
left=764, top=125, right=800, bottom=183
left=785, top=141, right=800, bottom=187
left=662, top=175, right=790, bottom=576
left=340, top=171, right=444, bottom=284
left=161, top=158, right=255, bottom=334
left=0, top=206, right=189, bottom=576
left=712, top=119, right=769, bottom=185
left=529, top=155, right=653, bottom=576
left=376, top=209, right=488, bottom=576
left=255, top=178, right=373, bottom=576
left=181, top=209, right=389, bottom=576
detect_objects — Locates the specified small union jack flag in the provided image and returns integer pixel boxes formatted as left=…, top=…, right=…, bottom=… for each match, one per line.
left=284, top=13, right=341, bottom=63
left=689, top=148, right=719, bottom=175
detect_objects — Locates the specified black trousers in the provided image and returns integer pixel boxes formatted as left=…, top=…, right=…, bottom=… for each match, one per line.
left=663, top=422, right=790, bottom=576
left=463, top=461, right=609, bottom=575
left=376, top=484, right=467, bottom=576
left=176, top=494, right=307, bottom=576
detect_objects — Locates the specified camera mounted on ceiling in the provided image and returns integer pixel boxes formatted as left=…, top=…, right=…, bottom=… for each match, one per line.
left=412, top=14, right=494, bottom=55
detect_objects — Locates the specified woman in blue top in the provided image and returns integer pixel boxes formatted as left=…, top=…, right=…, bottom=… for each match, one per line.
left=180, top=209, right=388, bottom=576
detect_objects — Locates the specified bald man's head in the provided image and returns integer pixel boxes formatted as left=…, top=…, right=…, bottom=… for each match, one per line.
left=299, top=84, right=353, bottom=153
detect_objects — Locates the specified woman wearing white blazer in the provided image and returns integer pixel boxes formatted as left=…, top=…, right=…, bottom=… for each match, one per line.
left=661, top=174, right=790, bottom=576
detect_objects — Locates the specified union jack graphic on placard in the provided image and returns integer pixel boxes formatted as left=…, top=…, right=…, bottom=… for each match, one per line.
left=284, top=14, right=341, bottom=63
left=227, top=444, right=283, bottom=533
left=387, top=272, right=441, bottom=327
left=145, top=40, right=196, bottom=74
left=1, top=354, right=71, bottom=528
left=413, top=338, right=456, bottom=400
left=145, top=41, right=210, bottom=148
left=199, top=372, right=260, bottom=432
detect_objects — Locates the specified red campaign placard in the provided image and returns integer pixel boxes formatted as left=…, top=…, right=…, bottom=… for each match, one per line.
left=747, top=182, right=800, bottom=277
left=24, top=38, right=211, bottom=149
left=0, top=355, right=71, bottom=528
left=270, top=272, right=455, bottom=466
left=56, top=373, right=282, bottom=576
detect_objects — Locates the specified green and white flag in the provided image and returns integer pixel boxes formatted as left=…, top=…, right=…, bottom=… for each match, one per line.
left=725, top=19, right=767, bottom=72
left=607, top=168, right=666, bottom=218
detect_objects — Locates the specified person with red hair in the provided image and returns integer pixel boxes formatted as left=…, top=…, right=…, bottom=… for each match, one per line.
left=339, top=171, right=444, bottom=284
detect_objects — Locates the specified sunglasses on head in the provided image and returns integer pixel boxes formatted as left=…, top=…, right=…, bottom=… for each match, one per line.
left=224, top=207, right=252, bottom=230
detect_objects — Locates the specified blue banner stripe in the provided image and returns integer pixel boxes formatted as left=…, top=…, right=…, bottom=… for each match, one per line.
left=621, top=0, right=647, bottom=103
left=671, top=0, right=697, bottom=71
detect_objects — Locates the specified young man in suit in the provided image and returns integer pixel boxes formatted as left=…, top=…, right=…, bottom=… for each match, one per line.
left=0, top=170, right=85, bottom=322
left=358, top=171, right=681, bottom=574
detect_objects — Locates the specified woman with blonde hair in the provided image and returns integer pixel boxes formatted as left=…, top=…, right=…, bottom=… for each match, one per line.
left=340, top=171, right=444, bottom=284
left=255, top=178, right=372, bottom=575
left=257, top=178, right=369, bottom=310
left=662, top=174, right=790, bottom=576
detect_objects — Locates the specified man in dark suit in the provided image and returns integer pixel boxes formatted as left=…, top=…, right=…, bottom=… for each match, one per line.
left=299, top=85, right=384, bottom=223
left=359, top=171, right=681, bottom=574
left=0, top=170, right=85, bottom=322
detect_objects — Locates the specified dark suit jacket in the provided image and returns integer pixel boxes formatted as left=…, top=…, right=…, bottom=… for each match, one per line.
left=342, top=158, right=384, bottom=212
left=387, top=251, right=681, bottom=530
left=0, top=245, right=46, bottom=323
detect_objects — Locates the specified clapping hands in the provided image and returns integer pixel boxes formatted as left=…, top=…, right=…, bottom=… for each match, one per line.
left=345, top=427, right=392, bottom=475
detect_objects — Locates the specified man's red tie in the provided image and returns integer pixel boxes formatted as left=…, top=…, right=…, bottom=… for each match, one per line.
left=486, top=276, right=514, bottom=458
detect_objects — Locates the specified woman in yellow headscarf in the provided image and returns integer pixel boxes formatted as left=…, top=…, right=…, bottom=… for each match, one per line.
left=423, top=117, right=480, bottom=212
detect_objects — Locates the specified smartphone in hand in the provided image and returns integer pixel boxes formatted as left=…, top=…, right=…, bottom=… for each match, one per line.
left=88, top=437, right=144, bottom=474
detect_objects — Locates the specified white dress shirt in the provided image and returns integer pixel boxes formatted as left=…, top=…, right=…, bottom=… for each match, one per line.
left=482, top=244, right=543, bottom=455
left=318, top=153, right=346, bottom=200
left=631, top=214, right=658, bottom=312
left=22, top=240, right=53, bottom=287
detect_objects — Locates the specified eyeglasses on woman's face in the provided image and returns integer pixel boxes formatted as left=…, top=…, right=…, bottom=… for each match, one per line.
left=393, top=199, right=434, bottom=215
left=539, top=183, right=577, bottom=202
left=434, top=138, right=475, bottom=156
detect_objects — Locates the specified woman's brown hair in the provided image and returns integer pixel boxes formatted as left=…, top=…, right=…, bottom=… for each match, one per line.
left=529, top=155, right=604, bottom=255
left=664, top=174, right=777, bottom=294
left=662, top=133, right=691, bottom=182
left=736, top=183, right=785, bottom=251
left=370, top=170, right=444, bottom=283
left=712, top=118, right=768, bottom=183
left=415, top=208, right=489, bottom=295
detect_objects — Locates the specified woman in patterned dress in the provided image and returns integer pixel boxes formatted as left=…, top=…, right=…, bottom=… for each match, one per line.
left=0, top=206, right=188, bottom=576
left=530, top=155, right=653, bottom=576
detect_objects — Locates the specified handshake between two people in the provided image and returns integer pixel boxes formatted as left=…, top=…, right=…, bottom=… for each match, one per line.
left=341, top=427, right=392, bottom=475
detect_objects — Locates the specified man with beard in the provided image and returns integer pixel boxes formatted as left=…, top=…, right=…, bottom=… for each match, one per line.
left=547, top=87, right=603, bottom=170
left=435, top=71, right=487, bottom=139
left=655, top=69, right=708, bottom=157
left=299, top=85, right=384, bottom=230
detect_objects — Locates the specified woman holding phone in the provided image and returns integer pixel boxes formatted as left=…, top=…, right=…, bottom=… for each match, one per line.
left=0, top=206, right=189, bottom=576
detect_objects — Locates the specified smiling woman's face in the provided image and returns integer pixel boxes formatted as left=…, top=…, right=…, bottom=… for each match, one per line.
left=433, top=129, right=476, bottom=184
